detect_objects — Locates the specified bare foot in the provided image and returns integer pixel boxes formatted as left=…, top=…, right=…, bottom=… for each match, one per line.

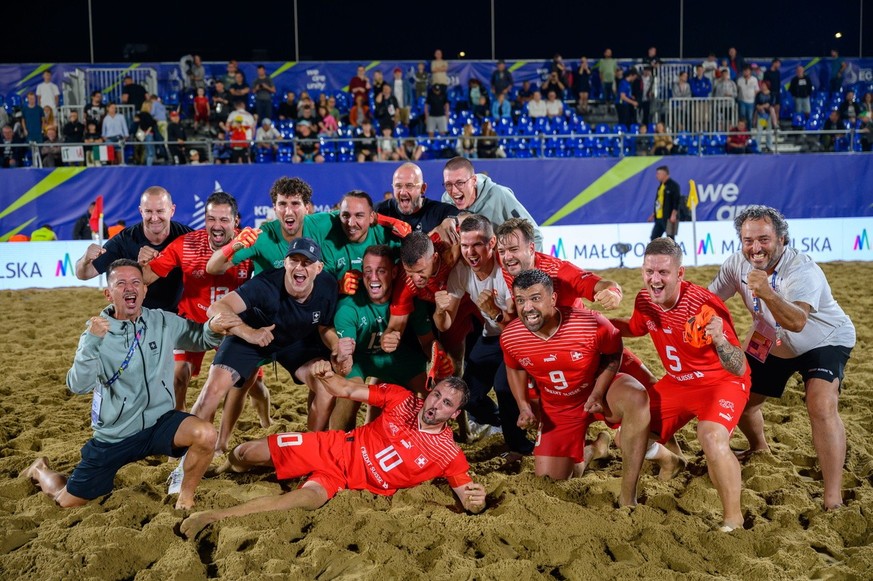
left=24, top=457, right=49, bottom=481
left=214, top=449, right=248, bottom=475
left=734, top=447, right=769, bottom=462
left=180, top=511, right=215, bottom=539
left=588, top=431, right=611, bottom=461
left=658, top=450, right=687, bottom=481
left=718, top=521, right=742, bottom=532
left=824, top=502, right=845, bottom=512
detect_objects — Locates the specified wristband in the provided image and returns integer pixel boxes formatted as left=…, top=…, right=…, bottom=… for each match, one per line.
left=221, top=242, right=238, bottom=260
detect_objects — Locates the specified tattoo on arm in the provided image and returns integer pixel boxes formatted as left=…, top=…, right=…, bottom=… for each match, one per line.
left=596, top=351, right=622, bottom=376
left=715, top=342, right=746, bottom=376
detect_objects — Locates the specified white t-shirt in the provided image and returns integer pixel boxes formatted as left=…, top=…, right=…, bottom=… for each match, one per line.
left=709, top=248, right=856, bottom=357
left=448, top=259, right=511, bottom=337
left=527, top=100, right=547, bottom=118
left=36, top=81, right=60, bottom=113
left=736, top=76, right=759, bottom=104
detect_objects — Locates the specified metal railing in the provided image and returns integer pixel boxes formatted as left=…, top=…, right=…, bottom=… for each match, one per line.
left=85, top=68, right=158, bottom=106
left=664, top=97, right=738, bottom=133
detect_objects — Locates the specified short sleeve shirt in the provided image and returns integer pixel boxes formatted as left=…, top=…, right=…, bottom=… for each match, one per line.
left=447, top=260, right=511, bottom=337
left=375, top=198, right=460, bottom=235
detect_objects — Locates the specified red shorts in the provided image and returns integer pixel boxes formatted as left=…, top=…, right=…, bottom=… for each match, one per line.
left=619, top=347, right=655, bottom=390
left=440, top=294, right=483, bottom=349
left=174, top=349, right=265, bottom=380
left=535, top=399, right=619, bottom=463
left=648, top=375, right=750, bottom=442
left=268, top=431, right=348, bottom=499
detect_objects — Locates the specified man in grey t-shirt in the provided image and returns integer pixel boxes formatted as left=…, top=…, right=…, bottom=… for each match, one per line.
left=709, top=205, right=855, bottom=510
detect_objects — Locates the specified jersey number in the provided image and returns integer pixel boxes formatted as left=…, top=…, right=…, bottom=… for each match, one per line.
left=367, top=331, right=383, bottom=352
left=549, top=370, right=569, bottom=391
left=275, top=433, right=304, bottom=447
left=375, top=446, right=403, bottom=471
left=665, top=346, right=682, bottom=372
left=210, top=286, right=230, bottom=304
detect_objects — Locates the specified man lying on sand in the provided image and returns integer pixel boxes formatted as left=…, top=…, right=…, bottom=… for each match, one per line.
left=181, top=360, right=486, bottom=538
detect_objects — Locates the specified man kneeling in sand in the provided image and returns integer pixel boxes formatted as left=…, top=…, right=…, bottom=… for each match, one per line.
left=26, top=259, right=240, bottom=510
left=181, top=360, right=486, bottom=538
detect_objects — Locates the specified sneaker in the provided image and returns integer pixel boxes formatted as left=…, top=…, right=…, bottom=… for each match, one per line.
left=167, top=458, right=185, bottom=495
left=466, top=418, right=501, bottom=442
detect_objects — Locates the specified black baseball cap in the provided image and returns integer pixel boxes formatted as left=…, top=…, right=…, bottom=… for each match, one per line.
left=286, top=236, right=322, bottom=262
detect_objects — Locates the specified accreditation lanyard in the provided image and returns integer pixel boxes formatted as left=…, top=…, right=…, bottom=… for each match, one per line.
left=105, top=327, right=144, bottom=388
left=752, top=271, right=782, bottom=346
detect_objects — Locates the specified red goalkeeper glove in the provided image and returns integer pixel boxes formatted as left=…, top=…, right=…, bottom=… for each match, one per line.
left=376, top=214, right=413, bottom=238
left=221, top=227, right=261, bottom=260
left=339, top=269, right=362, bottom=295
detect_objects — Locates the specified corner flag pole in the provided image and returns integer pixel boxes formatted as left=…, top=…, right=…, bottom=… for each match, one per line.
left=688, top=179, right=699, bottom=267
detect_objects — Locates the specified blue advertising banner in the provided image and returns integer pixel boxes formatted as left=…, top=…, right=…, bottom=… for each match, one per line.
left=0, top=155, right=870, bottom=242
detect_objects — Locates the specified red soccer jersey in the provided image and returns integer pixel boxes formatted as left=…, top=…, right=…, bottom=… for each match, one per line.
left=345, top=384, right=472, bottom=495
left=502, top=251, right=600, bottom=308
left=627, top=280, right=749, bottom=384
left=149, top=229, right=253, bottom=323
left=390, top=241, right=455, bottom=316
left=501, top=307, right=623, bottom=409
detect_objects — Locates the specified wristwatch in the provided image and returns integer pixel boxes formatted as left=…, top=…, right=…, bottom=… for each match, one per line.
left=492, top=311, right=504, bottom=323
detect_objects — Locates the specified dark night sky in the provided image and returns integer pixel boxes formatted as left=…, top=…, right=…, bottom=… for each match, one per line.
left=3, top=1, right=868, bottom=64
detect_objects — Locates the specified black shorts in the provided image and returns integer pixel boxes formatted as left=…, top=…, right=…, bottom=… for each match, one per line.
left=747, top=345, right=853, bottom=398
left=66, top=410, right=191, bottom=500
left=212, top=335, right=330, bottom=387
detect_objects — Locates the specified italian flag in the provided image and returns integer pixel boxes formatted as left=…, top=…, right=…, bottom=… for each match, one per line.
left=93, top=145, right=116, bottom=162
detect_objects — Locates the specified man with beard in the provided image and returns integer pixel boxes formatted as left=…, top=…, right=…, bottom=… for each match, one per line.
left=500, top=269, right=651, bottom=506
left=440, top=156, right=542, bottom=251
left=612, top=238, right=751, bottom=531
left=141, top=192, right=269, bottom=436
left=76, top=187, right=192, bottom=312
left=708, top=206, right=855, bottom=511
left=180, top=362, right=485, bottom=538
left=375, top=162, right=460, bottom=238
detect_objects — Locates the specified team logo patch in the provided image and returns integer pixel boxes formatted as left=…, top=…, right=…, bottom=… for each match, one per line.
left=719, top=412, right=733, bottom=422
left=312, top=311, right=321, bottom=324
left=571, top=351, right=582, bottom=361
left=388, top=422, right=399, bottom=435
left=646, top=321, right=657, bottom=332
left=149, top=341, right=157, bottom=350
left=719, top=399, right=735, bottom=412
left=415, top=455, right=428, bottom=467
left=519, top=357, right=532, bottom=367
left=663, top=326, right=673, bottom=334
left=544, top=354, right=558, bottom=362
left=337, top=257, right=347, bottom=269
left=400, top=439, right=413, bottom=449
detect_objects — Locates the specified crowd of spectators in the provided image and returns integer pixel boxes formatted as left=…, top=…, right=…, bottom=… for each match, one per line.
left=3, top=49, right=872, bottom=169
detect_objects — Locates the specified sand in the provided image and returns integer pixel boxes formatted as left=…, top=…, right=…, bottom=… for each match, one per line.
left=1, top=262, right=872, bottom=580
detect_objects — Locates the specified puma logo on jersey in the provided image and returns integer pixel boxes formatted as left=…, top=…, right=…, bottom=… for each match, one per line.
left=544, top=354, right=558, bottom=362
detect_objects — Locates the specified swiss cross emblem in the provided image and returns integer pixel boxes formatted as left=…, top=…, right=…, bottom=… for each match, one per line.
left=415, top=455, right=428, bottom=467
left=571, top=351, right=582, bottom=361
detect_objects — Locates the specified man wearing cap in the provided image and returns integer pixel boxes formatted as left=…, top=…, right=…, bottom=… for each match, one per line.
left=255, top=117, right=281, bottom=155
left=190, top=237, right=351, bottom=444
left=491, top=60, right=513, bottom=98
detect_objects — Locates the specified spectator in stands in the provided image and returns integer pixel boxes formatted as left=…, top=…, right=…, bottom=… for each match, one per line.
left=317, top=106, right=339, bottom=137
left=754, top=81, right=775, bottom=152
left=617, top=69, right=639, bottom=127
left=491, top=92, right=511, bottom=120
left=188, top=149, right=203, bottom=165
left=839, top=90, right=860, bottom=124
left=132, top=102, right=159, bottom=166
left=255, top=118, right=281, bottom=155
left=150, top=94, right=168, bottom=142
left=108, top=220, right=126, bottom=238
left=277, top=91, right=298, bottom=121
left=188, top=54, right=207, bottom=90
left=456, top=123, right=477, bottom=158
left=643, top=46, right=662, bottom=70
left=515, top=80, right=534, bottom=112
left=252, top=65, right=276, bottom=123
left=13, top=112, right=27, bottom=140
left=223, top=60, right=243, bottom=88
left=763, top=58, right=782, bottom=123
left=378, top=126, right=400, bottom=161
left=860, top=92, right=873, bottom=118
left=370, top=70, right=385, bottom=98
left=545, top=90, right=564, bottom=119
left=293, top=121, right=324, bottom=163
left=467, top=78, right=487, bottom=112
left=550, top=53, right=568, bottom=86
left=212, top=129, right=231, bottom=163
left=574, top=57, right=592, bottom=114
left=375, top=84, right=400, bottom=131
left=690, top=64, right=712, bottom=132
left=726, top=119, right=751, bottom=154
left=639, top=66, right=655, bottom=126
left=399, top=137, right=424, bottom=161
left=210, top=80, right=232, bottom=129
left=822, top=109, right=843, bottom=152
left=477, top=120, right=501, bottom=159
left=736, top=65, right=759, bottom=127
left=472, top=95, right=489, bottom=122
left=599, top=48, right=618, bottom=107
left=413, top=62, right=429, bottom=100
left=726, top=47, right=744, bottom=80
left=636, top=123, right=653, bottom=156
left=391, top=67, right=413, bottom=126
left=859, top=108, right=873, bottom=152
left=0, top=105, right=7, bottom=130
left=31, top=223, right=57, bottom=241
left=72, top=202, right=108, bottom=240
left=355, top=120, right=377, bottom=162
left=431, top=49, right=449, bottom=91
left=828, top=49, right=846, bottom=93
left=36, top=70, right=61, bottom=118
left=41, top=106, right=57, bottom=136
left=672, top=70, right=691, bottom=99
left=229, top=71, right=250, bottom=108
left=702, top=53, right=719, bottom=82
left=541, top=71, right=565, bottom=102
left=652, top=121, right=674, bottom=155
left=22, top=92, right=44, bottom=143
left=425, top=83, right=449, bottom=138
left=83, top=121, right=102, bottom=166
left=121, top=75, right=147, bottom=112
left=714, top=67, right=738, bottom=128
left=167, top=110, right=188, bottom=164
left=86, top=91, right=106, bottom=128
left=101, top=103, right=127, bottom=162
left=349, top=66, right=371, bottom=102
left=1, top=124, right=26, bottom=168
left=527, top=90, right=547, bottom=118
left=349, top=93, right=371, bottom=128
left=62, top=110, right=85, bottom=145
left=193, top=87, right=210, bottom=132
left=491, top=59, right=513, bottom=97
left=789, top=66, right=812, bottom=117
